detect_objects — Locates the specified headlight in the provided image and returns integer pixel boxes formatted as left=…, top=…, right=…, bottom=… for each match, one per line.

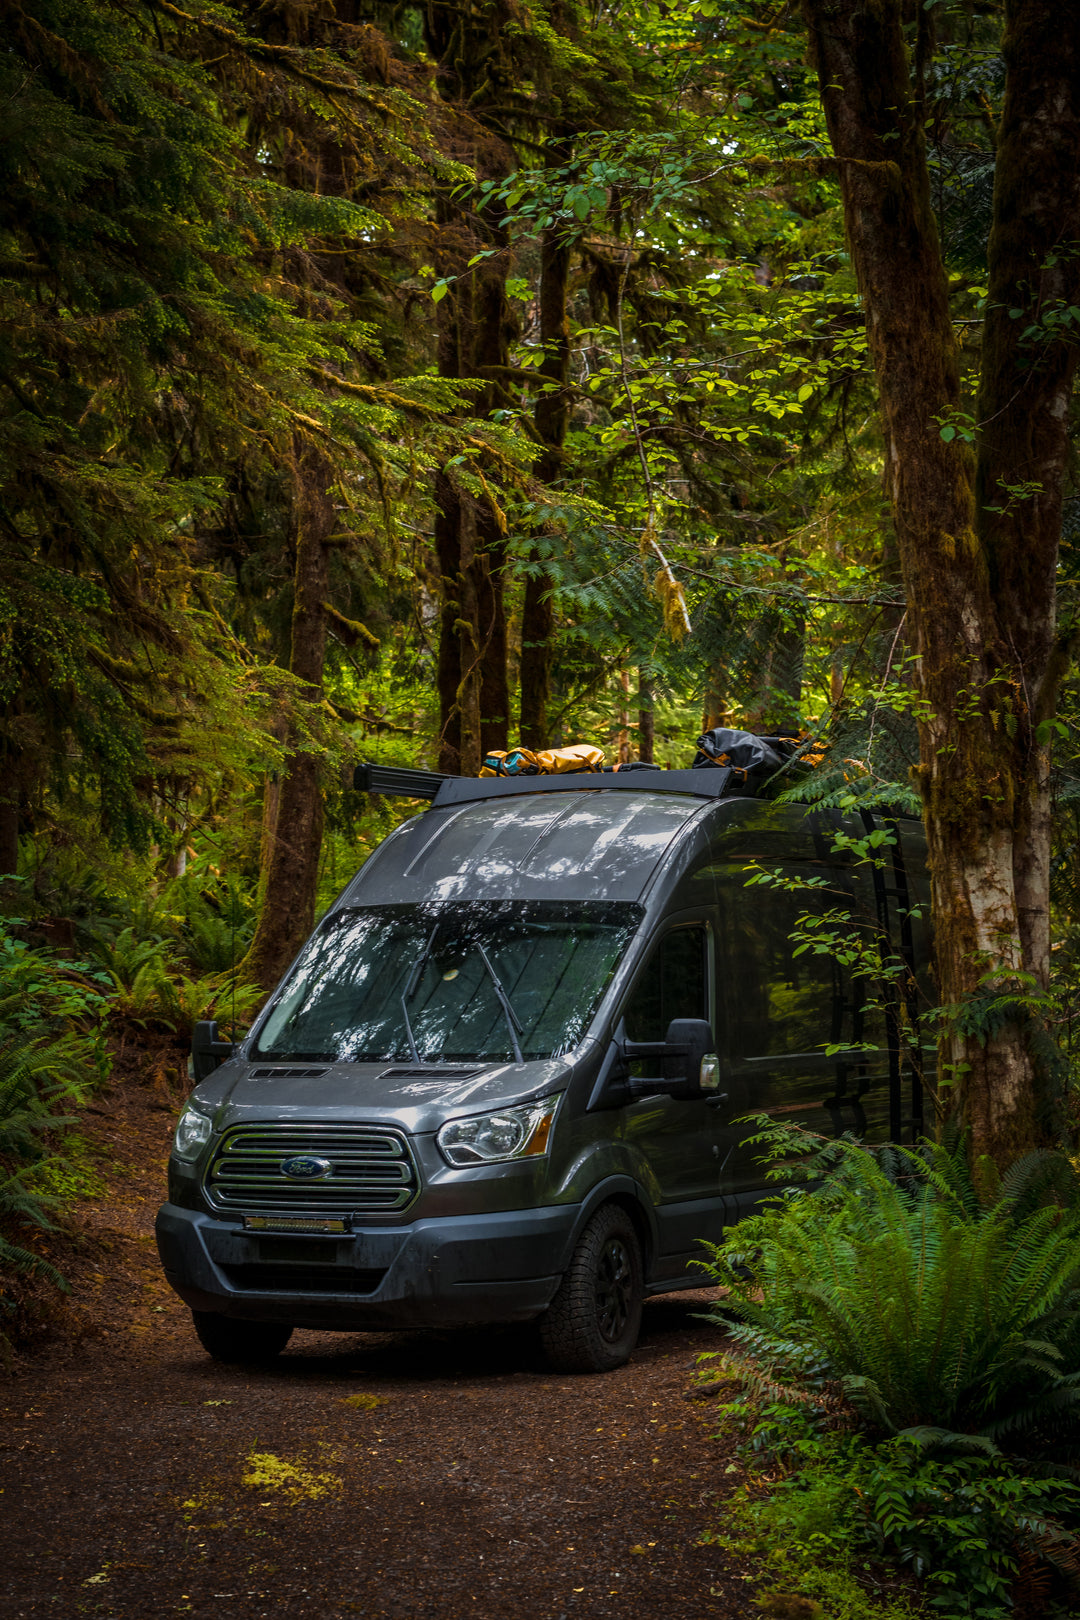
left=437, top=1095, right=560, bottom=1167
left=173, top=1102, right=213, bottom=1161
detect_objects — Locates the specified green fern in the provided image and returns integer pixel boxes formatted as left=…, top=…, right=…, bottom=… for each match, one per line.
left=701, top=1124, right=1080, bottom=1458
left=83, top=925, right=170, bottom=993
left=0, top=1036, right=88, bottom=1296
left=122, top=963, right=262, bottom=1039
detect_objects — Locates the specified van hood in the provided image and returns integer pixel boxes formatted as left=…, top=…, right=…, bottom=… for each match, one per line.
left=192, top=1055, right=573, bottom=1137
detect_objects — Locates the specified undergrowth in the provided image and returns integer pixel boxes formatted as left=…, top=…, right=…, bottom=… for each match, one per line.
left=0, top=914, right=114, bottom=1339
left=699, top=1122, right=1080, bottom=1617
left=0, top=855, right=269, bottom=1350
left=702, top=1381, right=1080, bottom=1619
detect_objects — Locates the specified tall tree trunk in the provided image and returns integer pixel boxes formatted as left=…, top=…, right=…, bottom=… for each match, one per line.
left=616, top=667, right=631, bottom=763
left=638, top=672, right=654, bottom=764
left=435, top=469, right=465, bottom=775
left=521, top=223, right=572, bottom=748
left=474, top=236, right=512, bottom=759
left=425, top=0, right=518, bottom=773
left=243, top=442, right=335, bottom=991
left=0, top=750, right=19, bottom=877
left=432, top=203, right=515, bottom=774
left=457, top=492, right=484, bottom=776
left=800, top=0, right=1080, bottom=1161
left=701, top=669, right=728, bottom=736
left=974, top=0, right=1080, bottom=999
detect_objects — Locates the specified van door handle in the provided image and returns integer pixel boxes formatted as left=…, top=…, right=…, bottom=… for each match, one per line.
left=705, top=1093, right=729, bottom=1109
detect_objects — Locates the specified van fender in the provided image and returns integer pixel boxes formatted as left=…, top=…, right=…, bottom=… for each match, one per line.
left=555, top=1175, right=661, bottom=1280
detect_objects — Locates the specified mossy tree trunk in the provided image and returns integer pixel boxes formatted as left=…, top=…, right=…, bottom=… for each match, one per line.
left=432, top=233, right=515, bottom=775
left=520, top=221, right=573, bottom=749
left=800, top=0, right=1080, bottom=1161
left=0, top=731, right=22, bottom=876
left=638, top=672, right=654, bottom=764
left=428, top=1, right=517, bottom=776
left=243, top=441, right=335, bottom=992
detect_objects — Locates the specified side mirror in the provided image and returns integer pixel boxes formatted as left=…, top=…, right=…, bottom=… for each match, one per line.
left=618, top=1016, right=718, bottom=1100
left=192, top=1019, right=234, bottom=1083
left=662, top=1018, right=718, bottom=1094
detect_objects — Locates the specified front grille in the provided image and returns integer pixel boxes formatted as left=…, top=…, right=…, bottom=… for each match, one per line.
left=204, top=1124, right=418, bottom=1215
left=222, top=1264, right=387, bottom=1295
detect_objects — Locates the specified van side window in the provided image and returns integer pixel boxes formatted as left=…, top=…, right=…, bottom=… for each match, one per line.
left=716, top=892, right=844, bottom=1057
left=716, top=881, right=891, bottom=1061
left=623, top=925, right=709, bottom=1042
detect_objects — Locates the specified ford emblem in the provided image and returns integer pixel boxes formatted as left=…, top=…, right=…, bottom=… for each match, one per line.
left=280, top=1154, right=333, bottom=1181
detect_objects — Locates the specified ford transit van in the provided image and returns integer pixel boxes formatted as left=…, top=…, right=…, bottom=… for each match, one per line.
left=156, top=765, right=931, bottom=1372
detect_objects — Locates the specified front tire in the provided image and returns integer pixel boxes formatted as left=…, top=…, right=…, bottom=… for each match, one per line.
left=192, top=1311, right=293, bottom=1364
left=540, top=1204, right=644, bottom=1373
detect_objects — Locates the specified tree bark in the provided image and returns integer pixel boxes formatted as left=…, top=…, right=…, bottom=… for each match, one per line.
left=0, top=758, right=19, bottom=877
left=701, top=670, right=728, bottom=736
left=638, top=672, right=654, bottom=764
left=975, top=0, right=1080, bottom=997
left=426, top=0, right=518, bottom=773
left=617, top=667, right=631, bottom=763
left=520, top=223, right=573, bottom=749
left=243, top=441, right=335, bottom=991
left=435, top=468, right=465, bottom=776
left=432, top=208, right=514, bottom=773
left=800, top=0, right=1080, bottom=1160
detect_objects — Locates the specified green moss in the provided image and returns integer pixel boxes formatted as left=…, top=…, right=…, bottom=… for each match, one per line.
left=24, top=1133, right=109, bottom=1201
left=240, top=1450, right=342, bottom=1502
left=700, top=1485, right=920, bottom=1620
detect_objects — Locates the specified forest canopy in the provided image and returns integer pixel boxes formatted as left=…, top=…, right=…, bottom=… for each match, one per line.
left=4, top=0, right=1080, bottom=1161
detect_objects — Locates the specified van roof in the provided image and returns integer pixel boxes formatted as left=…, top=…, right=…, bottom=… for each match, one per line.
left=340, top=788, right=717, bottom=907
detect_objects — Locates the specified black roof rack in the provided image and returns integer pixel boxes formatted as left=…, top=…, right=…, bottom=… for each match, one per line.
left=353, top=761, right=737, bottom=806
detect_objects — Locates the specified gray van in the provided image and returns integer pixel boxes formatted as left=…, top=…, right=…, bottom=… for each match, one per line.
left=156, top=765, right=931, bottom=1373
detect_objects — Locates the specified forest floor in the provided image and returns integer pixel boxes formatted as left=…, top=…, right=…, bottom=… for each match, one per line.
left=0, top=1071, right=758, bottom=1620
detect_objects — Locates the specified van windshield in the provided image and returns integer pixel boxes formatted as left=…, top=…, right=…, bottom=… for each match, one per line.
left=253, top=901, right=642, bottom=1064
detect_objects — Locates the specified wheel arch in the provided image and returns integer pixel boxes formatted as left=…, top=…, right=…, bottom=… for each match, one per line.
left=562, top=1176, right=658, bottom=1277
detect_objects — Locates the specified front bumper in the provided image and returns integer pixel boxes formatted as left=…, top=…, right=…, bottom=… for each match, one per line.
left=155, top=1201, right=578, bottom=1330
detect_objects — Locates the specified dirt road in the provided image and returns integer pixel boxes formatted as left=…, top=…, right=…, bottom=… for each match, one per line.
left=0, top=1087, right=749, bottom=1620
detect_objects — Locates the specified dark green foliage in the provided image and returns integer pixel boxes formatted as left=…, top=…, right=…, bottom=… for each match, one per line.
left=701, top=1124, right=1080, bottom=1456
left=0, top=1035, right=82, bottom=1292
left=0, top=922, right=109, bottom=1302
left=0, top=0, right=483, bottom=858
left=699, top=1120, right=1080, bottom=1615
left=709, top=1395, right=1080, bottom=1619
left=862, top=1439, right=1080, bottom=1616
left=171, top=872, right=255, bottom=975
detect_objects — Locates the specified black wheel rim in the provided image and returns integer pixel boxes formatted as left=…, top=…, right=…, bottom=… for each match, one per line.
left=595, top=1237, right=634, bottom=1342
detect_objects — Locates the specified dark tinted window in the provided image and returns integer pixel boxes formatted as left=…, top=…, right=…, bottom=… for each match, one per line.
left=716, top=884, right=879, bottom=1058
left=624, top=925, right=709, bottom=1041
left=254, top=900, right=641, bottom=1064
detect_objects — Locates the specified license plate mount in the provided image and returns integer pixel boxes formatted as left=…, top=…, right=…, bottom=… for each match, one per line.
left=243, top=1215, right=351, bottom=1235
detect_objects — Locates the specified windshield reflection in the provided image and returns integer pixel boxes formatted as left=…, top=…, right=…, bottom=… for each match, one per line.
left=254, top=901, right=642, bottom=1064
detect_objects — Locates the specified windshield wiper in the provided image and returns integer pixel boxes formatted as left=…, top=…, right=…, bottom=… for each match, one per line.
left=400, top=922, right=439, bottom=1064
left=476, top=943, right=525, bottom=1064
left=401, top=925, right=524, bottom=1065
